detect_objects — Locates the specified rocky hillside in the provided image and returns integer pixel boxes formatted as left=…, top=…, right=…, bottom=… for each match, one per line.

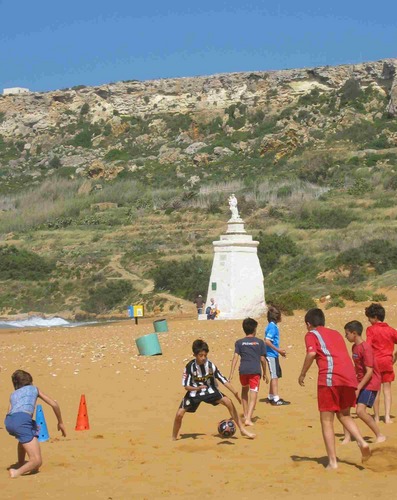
left=1, top=59, right=397, bottom=192
left=1, top=59, right=397, bottom=319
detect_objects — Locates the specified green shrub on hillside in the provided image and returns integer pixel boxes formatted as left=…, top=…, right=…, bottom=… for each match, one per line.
left=336, top=239, right=397, bottom=275
left=83, top=280, right=134, bottom=313
left=266, top=291, right=316, bottom=316
left=256, top=231, right=299, bottom=276
left=265, top=255, right=320, bottom=293
left=104, top=149, right=130, bottom=161
left=150, top=257, right=211, bottom=300
left=294, top=206, right=356, bottom=229
left=0, top=245, right=55, bottom=280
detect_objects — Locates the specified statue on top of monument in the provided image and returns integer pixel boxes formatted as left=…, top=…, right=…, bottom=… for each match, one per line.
left=228, top=193, right=240, bottom=220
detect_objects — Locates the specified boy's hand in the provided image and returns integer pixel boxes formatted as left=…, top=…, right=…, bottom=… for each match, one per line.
left=298, top=374, right=305, bottom=386
left=263, top=373, right=269, bottom=384
left=58, top=423, right=67, bottom=437
left=279, top=349, right=287, bottom=357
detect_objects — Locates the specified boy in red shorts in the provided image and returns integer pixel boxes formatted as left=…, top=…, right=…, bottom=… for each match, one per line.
left=229, top=318, right=269, bottom=426
left=343, top=320, right=385, bottom=443
left=298, top=308, right=370, bottom=469
left=365, top=303, right=397, bottom=424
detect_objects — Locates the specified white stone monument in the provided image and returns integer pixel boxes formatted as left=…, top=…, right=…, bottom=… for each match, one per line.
left=201, top=195, right=266, bottom=320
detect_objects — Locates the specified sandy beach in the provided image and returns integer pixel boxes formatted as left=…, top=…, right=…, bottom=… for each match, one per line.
left=1, top=297, right=397, bottom=499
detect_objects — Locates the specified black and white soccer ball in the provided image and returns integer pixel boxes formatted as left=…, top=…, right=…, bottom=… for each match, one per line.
left=217, top=419, right=236, bottom=438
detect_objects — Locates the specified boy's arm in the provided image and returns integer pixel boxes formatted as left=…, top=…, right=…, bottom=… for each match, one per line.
left=357, top=366, right=374, bottom=392
left=184, top=384, right=207, bottom=392
left=38, top=389, right=66, bottom=436
left=261, top=356, right=269, bottom=383
left=229, top=352, right=239, bottom=381
left=223, top=381, right=242, bottom=404
left=264, top=338, right=286, bottom=357
left=298, top=352, right=316, bottom=386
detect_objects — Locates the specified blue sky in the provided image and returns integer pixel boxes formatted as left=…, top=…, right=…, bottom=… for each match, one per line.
left=0, top=0, right=396, bottom=92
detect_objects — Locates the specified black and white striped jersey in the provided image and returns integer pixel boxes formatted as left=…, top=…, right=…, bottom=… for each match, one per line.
left=182, top=359, right=228, bottom=397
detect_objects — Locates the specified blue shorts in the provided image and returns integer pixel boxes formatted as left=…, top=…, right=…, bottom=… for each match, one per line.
left=5, top=412, right=38, bottom=444
left=357, top=389, right=377, bottom=408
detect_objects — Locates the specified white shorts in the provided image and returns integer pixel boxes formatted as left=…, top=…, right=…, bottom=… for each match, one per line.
left=266, top=357, right=282, bottom=379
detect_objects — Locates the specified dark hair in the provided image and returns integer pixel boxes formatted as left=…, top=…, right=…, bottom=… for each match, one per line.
left=267, top=305, right=281, bottom=323
left=344, top=320, right=363, bottom=336
left=305, top=308, right=325, bottom=327
left=242, top=317, right=258, bottom=335
left=365, top=303, right=385, bottom=322
left=192, top=339, right=209, bottom=355
left=11, top=370, right=33, bottom=390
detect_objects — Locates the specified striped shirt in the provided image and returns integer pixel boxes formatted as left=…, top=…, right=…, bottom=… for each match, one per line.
left=305, top=327, right=357, bottom=388
left=182, top=359, right=228, bottom=397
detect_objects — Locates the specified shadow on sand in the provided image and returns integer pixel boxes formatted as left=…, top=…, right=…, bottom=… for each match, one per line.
left=290, top=454, right=365, bottom=470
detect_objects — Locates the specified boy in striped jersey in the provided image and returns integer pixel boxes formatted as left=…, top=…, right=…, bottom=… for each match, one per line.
left=172, top=339, right=255, bottom=440
left=298, top=309, right=370, bottom=469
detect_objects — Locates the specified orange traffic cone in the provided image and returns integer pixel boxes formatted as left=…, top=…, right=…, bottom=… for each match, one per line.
left=75, top=394, right=90, bottom=431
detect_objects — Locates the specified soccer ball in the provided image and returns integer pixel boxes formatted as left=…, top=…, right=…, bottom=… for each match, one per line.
left=217, top=419, right=236, bottom=438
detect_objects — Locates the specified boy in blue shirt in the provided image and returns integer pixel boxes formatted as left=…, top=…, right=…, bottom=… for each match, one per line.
left=265, top=306, right=290, bottom=406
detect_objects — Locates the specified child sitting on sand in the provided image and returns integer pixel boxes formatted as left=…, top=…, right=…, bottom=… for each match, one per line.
left=172, top=339, right=255, bottom=440
left=298, top=309, right=370, bottom=469
left=343, top=320, right=385, bottom=444
left=4, top=369, right=66, bottom=478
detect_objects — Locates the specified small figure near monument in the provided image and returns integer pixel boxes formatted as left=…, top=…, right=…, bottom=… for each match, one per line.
left=228, top=194, right=240, bottom=220
left=193, top=294, right=205, bottom=315
left=206, top=298, right=219, bottom=320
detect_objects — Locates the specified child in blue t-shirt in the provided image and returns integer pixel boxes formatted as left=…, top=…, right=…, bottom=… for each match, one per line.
left=5, top=369, right=66, bottom=478
left=264, top=306, right=290, bottom=406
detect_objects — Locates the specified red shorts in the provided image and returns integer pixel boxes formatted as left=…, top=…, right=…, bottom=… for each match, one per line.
left=381, top=371, right=395, bottom=383
left=317, top=386, right=356, bottom=412
left=239, top=374, right=260, bottom=392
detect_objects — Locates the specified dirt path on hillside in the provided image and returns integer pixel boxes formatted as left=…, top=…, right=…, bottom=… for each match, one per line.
left=105, top=254, right=195, bottom=313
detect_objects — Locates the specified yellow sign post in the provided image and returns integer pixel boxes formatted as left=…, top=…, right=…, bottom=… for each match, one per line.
left=128, top=305, right=144, bottom=325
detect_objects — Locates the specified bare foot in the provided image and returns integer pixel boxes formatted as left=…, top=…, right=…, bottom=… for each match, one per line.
left=341, top=438, right=352, bottom=445
left=326, top=462, right=338, bottom=470
left=375, top=434, right=386, bottom=443
left=359, top=443, right=371, bottom=463
left=244, top=420, right=254, bottom=426
left=385, top=418, right=394, bottom=424
left=240, top=427, right=256, bottom=439
left=8, top=469, right=18, bottom=479
left=172, top=436, right=178, bottom=441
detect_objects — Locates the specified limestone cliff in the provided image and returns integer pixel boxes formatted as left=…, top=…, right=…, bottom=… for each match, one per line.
left=0, top=58, right=396, bottom=189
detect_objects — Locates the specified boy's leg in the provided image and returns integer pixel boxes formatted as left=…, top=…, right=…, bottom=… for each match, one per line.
left=9, top=438, right=42, bottom=478
left=172, top=408, right=186, bottom=441
left=383, top=382, right=393, bottom=424
left=341, top=426, right=352, bottom=444
left=270, top=378, right=278, bottom=401
left=246, top=390, right=258, bottom=426
left=336, top=408, right=371, bottom=462
left=17, top=442, right=26, bottom=466
left=241, top=385, right=249, bottom=420
left=218, top=396, right=255, bottom=439
left=356, top=403, right=386, bottom=442
left=373, top=391, right=380, bottom=423
left=319, top=411, right=338, bottom=469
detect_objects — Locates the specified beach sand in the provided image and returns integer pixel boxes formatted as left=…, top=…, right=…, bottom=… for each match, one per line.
left=1, top=298, right=397, bottom=499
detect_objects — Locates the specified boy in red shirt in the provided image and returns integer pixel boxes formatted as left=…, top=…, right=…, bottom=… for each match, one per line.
left=298, top=308, right=370, bottom=469
left=365, top=303, right=397, bottom=424
left=343, top=320, right=385, bottom=444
